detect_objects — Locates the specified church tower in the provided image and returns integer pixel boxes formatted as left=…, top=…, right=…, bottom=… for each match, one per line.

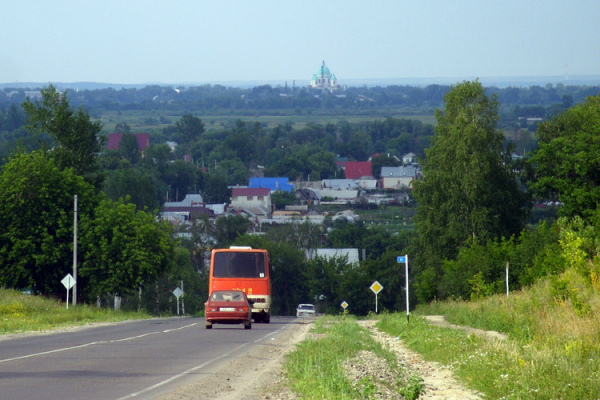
left=309, top=61, right=340, bottom=92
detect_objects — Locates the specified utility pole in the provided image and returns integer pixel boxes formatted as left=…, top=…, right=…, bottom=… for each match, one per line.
left=181, top=280, right=185, bottom=315
left=73, top=195, right=78, bottom=306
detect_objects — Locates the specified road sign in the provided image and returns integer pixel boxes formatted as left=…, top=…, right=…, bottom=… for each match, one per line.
left=173, top=287, right=184, bottom=315
left=370, top=281, right=383, bottom=313
left=61, top=274, right=75, bottom=310
left=173, top=287, right=183, bottom=299
left=62, top=274, right=75, bottom=290
left=370, top=281, right=383, bottom=294
left=397, top=254, right=410, bottom=321
left=341, top=301, right=348, bottom=309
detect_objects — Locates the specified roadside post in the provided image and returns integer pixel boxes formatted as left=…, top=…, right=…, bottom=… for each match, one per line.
left=173, top=287, right=183, bottom=315
left=61, top=274, right=75, bottom=310
left=506, top=261, right=509, bottom=296
left=398, top=255, right=409, bottom=322
left=369, top=281, right=383, bottom=313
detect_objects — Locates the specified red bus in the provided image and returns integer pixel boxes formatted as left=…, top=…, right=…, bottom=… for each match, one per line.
left=209, top=247, right=271, bottom=323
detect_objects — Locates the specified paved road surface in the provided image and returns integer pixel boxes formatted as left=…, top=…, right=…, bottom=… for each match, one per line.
left=0, top=316, right=295, bottom=400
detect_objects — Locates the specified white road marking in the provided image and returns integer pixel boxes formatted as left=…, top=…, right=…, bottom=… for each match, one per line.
left=118, top=324, right=289, bottom=399
left=0, top=322, right=197, bottom=363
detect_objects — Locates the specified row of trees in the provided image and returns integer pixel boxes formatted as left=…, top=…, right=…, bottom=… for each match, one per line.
left=0, top=87, right=181, bottom=312
left=407, top=81, right=600, bottom=304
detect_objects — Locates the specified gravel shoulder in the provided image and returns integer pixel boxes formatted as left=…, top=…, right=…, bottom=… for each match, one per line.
left=157, top=316, right=489, bottom=399
left=155, top=320, right=312, bottom=400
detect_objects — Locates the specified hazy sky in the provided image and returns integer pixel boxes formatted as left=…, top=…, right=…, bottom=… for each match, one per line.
left=2, top=0, right=599, bottom=85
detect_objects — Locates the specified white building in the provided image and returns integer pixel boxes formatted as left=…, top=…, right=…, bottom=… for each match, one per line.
left=308, top=61, right=340, bottom=92
left=230, top=187, right=272, bottom=216
left=381, top=166, right=418, bottom=190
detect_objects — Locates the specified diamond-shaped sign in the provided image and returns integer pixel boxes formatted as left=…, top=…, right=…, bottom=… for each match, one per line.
left=341, top=301, right=348, bottom=309
left=61, top=274, right=75, bottom=290
left=370, top=281, right=383, bottom=294
left=172, top=287, right=183, bottom=298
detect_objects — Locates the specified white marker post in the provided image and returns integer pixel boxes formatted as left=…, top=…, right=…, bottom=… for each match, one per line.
left=398, top=255, right=409, bottom=322
left=61, top=274, right=75, bottom=310
left=173, top=287, right=183, bottom=315
left=506, top=261, right=509, bottom=296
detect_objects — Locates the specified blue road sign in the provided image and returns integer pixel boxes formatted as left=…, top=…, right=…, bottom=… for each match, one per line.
left=397, top=256, right=406, bottom=263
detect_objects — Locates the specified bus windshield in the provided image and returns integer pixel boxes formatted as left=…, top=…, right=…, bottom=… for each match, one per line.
left=213, top=252, right=266, bottom=278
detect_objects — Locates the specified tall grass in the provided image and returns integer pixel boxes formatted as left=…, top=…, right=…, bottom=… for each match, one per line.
left=0, top=288, right=151, bottom=335
left=378, top=268, right=600, bottom=399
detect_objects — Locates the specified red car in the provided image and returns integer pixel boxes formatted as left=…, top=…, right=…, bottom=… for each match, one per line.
left=205, top=290, right=253, bottom=329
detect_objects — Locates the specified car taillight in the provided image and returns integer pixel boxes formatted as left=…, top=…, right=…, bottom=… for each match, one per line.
left=240, top=307, right=248, bottom=311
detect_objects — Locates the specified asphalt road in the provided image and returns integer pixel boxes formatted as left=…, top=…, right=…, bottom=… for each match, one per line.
left=0, top=316, right=295, bottom=400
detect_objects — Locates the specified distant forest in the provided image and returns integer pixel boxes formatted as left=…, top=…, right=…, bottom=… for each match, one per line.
left=2, top=82, right=599, bottom=117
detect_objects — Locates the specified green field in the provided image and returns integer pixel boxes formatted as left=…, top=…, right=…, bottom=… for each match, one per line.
left=98, top=108, right=437, bottom=135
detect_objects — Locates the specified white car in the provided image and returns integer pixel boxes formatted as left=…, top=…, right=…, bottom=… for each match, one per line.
left=296, top=303, right=316, bottom=317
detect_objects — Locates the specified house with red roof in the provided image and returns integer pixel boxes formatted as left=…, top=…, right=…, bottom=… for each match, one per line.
left=106, top=133, right=150, bottom=152
left=343, top=161, right=373, bottom=179
left=341, top=161, right=378, bottom=190
left=230, top=187, right=272, bottom=216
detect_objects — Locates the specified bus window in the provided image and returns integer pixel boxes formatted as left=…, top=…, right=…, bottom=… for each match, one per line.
left=213, top=252, right=266, bottom=278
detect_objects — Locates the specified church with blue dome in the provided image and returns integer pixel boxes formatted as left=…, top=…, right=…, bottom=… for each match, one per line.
left=309, top=61, right=340, bottom=92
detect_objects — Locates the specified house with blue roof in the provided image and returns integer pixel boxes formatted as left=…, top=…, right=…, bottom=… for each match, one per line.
left=249, top=177, right=294, bottom=193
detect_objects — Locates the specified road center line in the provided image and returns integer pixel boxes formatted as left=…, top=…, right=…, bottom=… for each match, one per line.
left=0, top=322, right=197, bottom=363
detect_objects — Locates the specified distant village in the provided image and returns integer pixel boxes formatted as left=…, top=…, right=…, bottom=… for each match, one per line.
left=107, top=130, right=419, bottom=233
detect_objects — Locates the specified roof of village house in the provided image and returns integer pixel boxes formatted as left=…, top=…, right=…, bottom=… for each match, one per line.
left=161, top=206, right=215, bottom=218
left=344, top=161, right=373, bottom=179
left=249, top=177, right=294, bottom=193
left=381, top=166, right=418, bottom=178
left=232, top=187, right=270, bottom=196
left=163, top=194, right=204, bottom=208
left=106, top=133, right=150, bottom=151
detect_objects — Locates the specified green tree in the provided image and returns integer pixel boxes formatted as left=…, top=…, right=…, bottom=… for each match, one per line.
left=119, top=132, right=140, bottom=164
left=325, top=223, right=397, bottom=260
left=345, top=131, right=372, bottom=161
left=215, top=214, right=253, bottom=247
left=528, top=94, right=600, bottom=218
left=163, top=159, right=200, bottom=202
left=79, top=197, right=174, bottom=301
left=412, top=81, right=527, bottom=301
left=0, top=151, right=97, bottom=295
left=103, top=166, right=163, bottom=211
left=175, top=114, right=204, bottom=145
left=203, top=173, right=231, bottom=204
left=306, top=255, right=349, bottom=313
left=179, top=215, right=216, bottom=274
left=271, top=191, right=297, bottom=210
left=264, top=222, right=325, bottom=250
left=22, top=85, right=105, bottom=187
left=114, top=122, right=131, bottom=134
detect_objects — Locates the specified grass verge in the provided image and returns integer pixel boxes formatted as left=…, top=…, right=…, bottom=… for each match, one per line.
left=283, top=315, right=424, bottom=399
left=377, top=273, right=600, bottom=399
left=0, top=288, right=151, bottom=335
